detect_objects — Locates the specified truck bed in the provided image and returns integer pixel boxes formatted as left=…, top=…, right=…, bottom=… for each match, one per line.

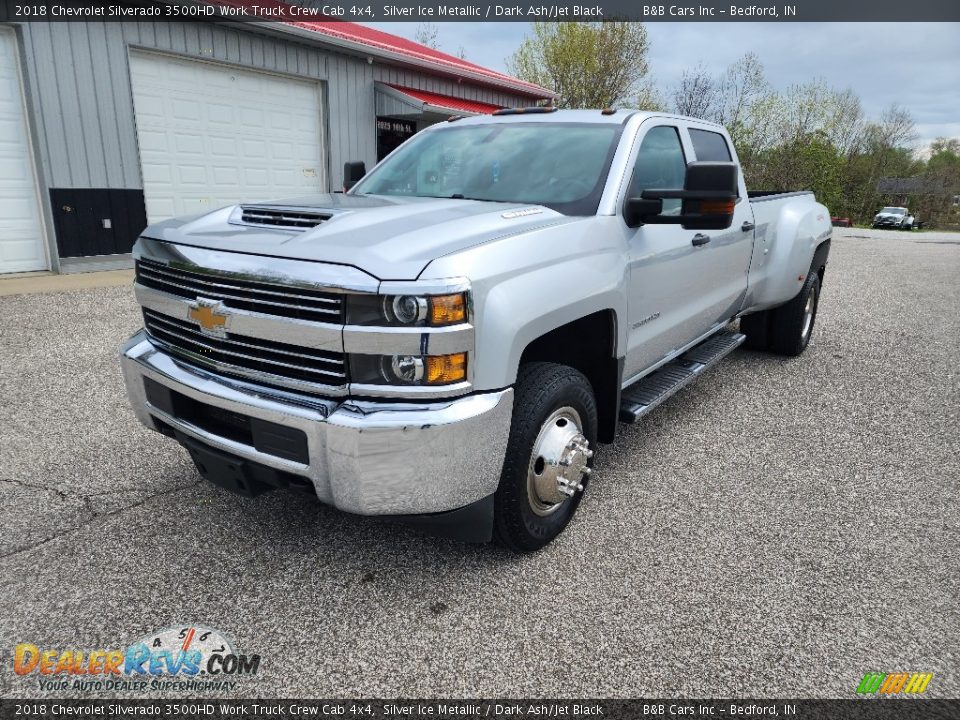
left=747, top=190, right=815, bottom=200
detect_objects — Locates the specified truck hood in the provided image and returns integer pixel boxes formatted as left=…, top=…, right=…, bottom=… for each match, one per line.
left=140, top=193, right=579, bottom=280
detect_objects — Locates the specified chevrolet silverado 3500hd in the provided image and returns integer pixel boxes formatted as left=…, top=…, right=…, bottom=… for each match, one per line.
left=121, top=109, right=832, bottom=551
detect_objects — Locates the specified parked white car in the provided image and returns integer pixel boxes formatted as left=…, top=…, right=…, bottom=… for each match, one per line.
left=872, top=206, right=915, bottom=230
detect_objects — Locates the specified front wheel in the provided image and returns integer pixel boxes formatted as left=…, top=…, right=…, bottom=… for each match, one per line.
left=493, top=362, right=597, bottom=552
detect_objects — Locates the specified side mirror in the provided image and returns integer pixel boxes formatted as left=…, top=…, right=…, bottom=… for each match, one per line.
left=636, top=161, right=739, bottom=230
left=624, top=198, right=663, bottom=228
left=343, top=161, right=366, bottom=191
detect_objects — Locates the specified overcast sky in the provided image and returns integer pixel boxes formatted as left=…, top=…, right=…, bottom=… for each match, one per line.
left=367, top=22, right=960, bottom=150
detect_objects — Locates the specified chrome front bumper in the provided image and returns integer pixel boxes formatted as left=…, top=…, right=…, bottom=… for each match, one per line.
left=120, top=331, right=513, bottom=516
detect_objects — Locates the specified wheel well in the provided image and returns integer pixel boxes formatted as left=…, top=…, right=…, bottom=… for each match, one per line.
left=813, top=238, right=831, bottom=283
left=519, top=310, right=621, bottom=444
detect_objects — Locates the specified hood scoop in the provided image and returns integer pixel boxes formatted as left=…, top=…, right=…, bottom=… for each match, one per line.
left=232, top=205, right=333, bottom=231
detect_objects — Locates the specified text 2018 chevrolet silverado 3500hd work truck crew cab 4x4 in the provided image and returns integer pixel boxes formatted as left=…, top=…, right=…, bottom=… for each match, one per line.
left=121, top=109, right=832, bottom=552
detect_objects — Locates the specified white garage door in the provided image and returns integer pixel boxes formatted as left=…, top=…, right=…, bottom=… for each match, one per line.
left=129, top=52, right=326, bottom=223
left=0, top=28, right=47, bottom=274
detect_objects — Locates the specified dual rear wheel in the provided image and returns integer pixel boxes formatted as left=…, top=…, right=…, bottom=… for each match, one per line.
left=741, top=271, right=821, bottom=356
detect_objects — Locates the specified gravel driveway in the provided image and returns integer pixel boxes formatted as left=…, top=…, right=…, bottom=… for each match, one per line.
left=1, top=227, right=958, bottom=698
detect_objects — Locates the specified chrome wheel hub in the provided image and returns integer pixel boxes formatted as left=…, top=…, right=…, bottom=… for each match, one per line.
left=527, top=407, right=592, bottom=516
left=801, top=284, right=817, bottom=341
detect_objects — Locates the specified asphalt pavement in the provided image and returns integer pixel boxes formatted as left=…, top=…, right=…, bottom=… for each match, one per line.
left=1, top=227, right=958, bottom=698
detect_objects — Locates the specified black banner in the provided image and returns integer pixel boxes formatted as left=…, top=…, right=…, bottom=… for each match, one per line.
left=2, top=700, right=960, bottom=720
left=1, top=0, right=959, bottom=22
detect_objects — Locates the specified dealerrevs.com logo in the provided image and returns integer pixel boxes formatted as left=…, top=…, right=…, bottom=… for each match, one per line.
left=856, top=672, right=934, bottom=695
left=13, top=626, right=260, bottom=692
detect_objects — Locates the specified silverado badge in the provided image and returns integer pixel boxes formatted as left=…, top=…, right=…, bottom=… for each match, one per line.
left=187, top=298, right=229, bottom=337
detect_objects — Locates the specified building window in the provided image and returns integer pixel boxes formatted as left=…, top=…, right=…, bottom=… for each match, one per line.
left=377, top=117, right=417, bottom=162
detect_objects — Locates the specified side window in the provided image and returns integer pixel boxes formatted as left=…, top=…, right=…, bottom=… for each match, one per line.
left=689, top=128, right=732, bottom=162
left=628, top=126, right=686, bottom=215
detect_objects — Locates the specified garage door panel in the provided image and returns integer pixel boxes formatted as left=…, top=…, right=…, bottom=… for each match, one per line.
left=171, top=99, right=202, bottom=121
left=207, top=138, right=237, bottom=157
left=0, top=156, right=32, bottom=183
left=272, top=142, right=295, bottom=161
left=239, top=108, right=265, bottom=128
left=139, top=162, right=172, bottom=185
left=177, top=165, right=209, bottom=185
left=241, top=139, right=267, bottom=158
left=135, top=129, right=171, bottom=153
left=175, top=134, right=206, bottom=155
left=130, top=52, right=326, bottom=224
left=272, top=168, right=298, bottom=186
left=133, top=95, right=165, bottom=119
left=212, top=167, right=241, bottom=186
left=206, top=103, right=236, bottom=125
left=243, top=169, right=269, bottom=186
left=269, top=113, right=292, bottom=131
left=145, top=198, right=176, bottom=220
left=0, top=29, right=46, bottom=273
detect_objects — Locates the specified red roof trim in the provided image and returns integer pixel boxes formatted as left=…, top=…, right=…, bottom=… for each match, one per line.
left=387, top=85, right=504, bottom=115
left=210, top=0, right=552, bottom=98
left=298, top=23, right=548, bottom=97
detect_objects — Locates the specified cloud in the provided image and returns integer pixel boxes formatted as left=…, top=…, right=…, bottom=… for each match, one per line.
left=367, top=21, right=960, bottom=149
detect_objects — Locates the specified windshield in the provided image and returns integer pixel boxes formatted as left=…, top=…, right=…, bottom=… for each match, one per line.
left=352, top=122, right=622, bottom=216
left=880, top=207, right=906, bottom=215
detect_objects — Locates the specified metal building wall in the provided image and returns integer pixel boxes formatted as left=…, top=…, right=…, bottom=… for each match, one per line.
left=6, top=20, right=537, bottom=267
left=15, top=21, right=533, bottom=192
left=15, top=21, right=373, bottom=193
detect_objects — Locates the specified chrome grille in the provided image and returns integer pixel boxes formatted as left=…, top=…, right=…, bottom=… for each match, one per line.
left=143, top=309, right=347, bottom=392
left=239, top=206, right=330, bottom=229
left=135, top=258, right=343, bottom=324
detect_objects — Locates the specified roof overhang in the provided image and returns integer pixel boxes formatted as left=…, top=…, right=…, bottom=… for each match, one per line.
left=375, top=83, right=503, bottom=117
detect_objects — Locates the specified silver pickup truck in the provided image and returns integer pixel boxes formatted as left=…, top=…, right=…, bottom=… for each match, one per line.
left=120, top=109, right=832, bottom=551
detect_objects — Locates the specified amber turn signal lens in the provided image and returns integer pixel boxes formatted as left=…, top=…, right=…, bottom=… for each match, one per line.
left=429, top=293, right=467, bottom=325
left=699, top=199, right=736, bottom=215
left=425, top=353, right=467, bottom=384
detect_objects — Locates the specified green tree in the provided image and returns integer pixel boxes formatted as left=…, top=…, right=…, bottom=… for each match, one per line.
left=917, top=137, right=960, bottom=227
left=751, top=132, right=845, bottom=212
left=507, top=22, right=651, bottom=108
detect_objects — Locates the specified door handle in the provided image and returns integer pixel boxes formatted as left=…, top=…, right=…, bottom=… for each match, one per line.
left=741, top=221, right=755, bottom=232
left=691, top=233, right=711, bottom=246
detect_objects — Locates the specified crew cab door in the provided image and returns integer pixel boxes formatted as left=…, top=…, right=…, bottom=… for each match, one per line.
left=683, top=124, right=755, bottom=326
left=620, top=121, right=753, bottom=382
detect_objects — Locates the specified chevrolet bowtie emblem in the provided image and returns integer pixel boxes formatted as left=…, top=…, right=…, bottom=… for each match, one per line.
left=187, top=298, right=229, bottom=336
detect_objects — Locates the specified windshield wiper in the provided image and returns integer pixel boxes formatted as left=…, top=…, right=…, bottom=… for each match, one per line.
left=449, top=194, right=499, bottom=202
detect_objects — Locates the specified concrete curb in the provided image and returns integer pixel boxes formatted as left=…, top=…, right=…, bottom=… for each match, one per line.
left=0, top=269, right=134, bottom=297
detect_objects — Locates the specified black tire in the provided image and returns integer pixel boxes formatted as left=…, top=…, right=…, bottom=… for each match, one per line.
left=767, top=272, right=821, bottom=356
left=493, top=362, right=597, bottom=552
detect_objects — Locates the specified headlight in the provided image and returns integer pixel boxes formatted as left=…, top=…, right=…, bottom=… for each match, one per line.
left=346, top=292, right=468, bottom=327
left=350, top=352, right=467, bottom=386
left=388, top=295, right=428, bottom=324
left=389, top=354, right=424, bottom=383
